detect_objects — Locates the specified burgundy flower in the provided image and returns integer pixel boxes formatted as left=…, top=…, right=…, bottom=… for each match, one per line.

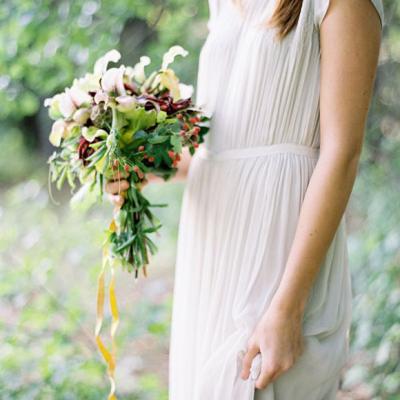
left=124, top=82, right=139, bottom=95
left=136, top=92, right=192, bottom=115
left=78, top=137, right=97, bottom=165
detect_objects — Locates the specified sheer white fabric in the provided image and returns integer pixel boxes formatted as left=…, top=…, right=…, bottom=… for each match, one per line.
left=168, top=1, right=384, bottom=399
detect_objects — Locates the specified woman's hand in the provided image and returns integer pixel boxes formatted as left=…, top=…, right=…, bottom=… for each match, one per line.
left=240, top=302, right=305, bottom=390
left=105, top=171, right=154, bottom=209
left=105, top=146, right=193, bottom=209
left=105, top=171, right=131, bottom=209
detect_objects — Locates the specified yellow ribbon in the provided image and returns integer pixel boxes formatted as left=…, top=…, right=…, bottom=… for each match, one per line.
left=94, top=216, right=148, bottom=398
left=95, top=243, right=120, bottom=400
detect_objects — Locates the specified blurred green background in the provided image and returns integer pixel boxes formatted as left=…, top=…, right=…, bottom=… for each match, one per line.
left=0, top=1, right=399, bottom=399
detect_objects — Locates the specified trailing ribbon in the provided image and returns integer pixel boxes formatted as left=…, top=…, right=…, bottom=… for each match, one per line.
left=95, top=242, right=120, bottom=400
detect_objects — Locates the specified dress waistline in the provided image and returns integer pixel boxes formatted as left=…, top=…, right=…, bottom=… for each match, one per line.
left=196, top=143, right=320, bottom=161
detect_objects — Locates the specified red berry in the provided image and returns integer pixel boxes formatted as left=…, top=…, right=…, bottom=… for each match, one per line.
left=143, top=153, right=148, bottom=159
left=176, top=113, right=183, bottom=120
left=189, top=117, right=197, bottom=124
left=138, top=145, right=145, bottom=152
left=124, top=164, right=130, bottom=172
left=179, top=130, right=186, bottom=137
left=172, top=159, right=178, bottom=167
left=183, top=123, right=190, bottom=130
left=168, top=150, right=175, bottom=159
left=133, top=165, right=140, bottom=173
left=148, top=156, right=155, bottom=162
left=193, top=126, right=201, bottom=135
left=161, top=104, right=168, bottom=111
left=193, top=142, right=199, bottom=148
left=175, top=153, right=181, bottom=161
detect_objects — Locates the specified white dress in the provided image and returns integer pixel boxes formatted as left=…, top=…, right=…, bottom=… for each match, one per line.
left=168, top=1, right=384, bottom=399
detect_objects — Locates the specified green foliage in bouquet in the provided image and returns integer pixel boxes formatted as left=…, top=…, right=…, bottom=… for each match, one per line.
left=45, top=46, right=210, bottom=278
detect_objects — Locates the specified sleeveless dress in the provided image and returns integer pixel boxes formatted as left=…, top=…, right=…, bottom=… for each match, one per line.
left=168, top=1, right=385, bottom=399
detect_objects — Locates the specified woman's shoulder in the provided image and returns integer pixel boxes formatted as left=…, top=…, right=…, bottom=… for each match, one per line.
left=311, top=0, right=385, bottom=30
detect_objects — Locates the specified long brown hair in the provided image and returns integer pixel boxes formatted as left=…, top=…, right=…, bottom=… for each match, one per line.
left=232, top=0, right=303, bottom=39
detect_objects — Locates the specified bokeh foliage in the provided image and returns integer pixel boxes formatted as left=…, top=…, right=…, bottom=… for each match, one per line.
left=0, top=0, right=399, bottom=399
left=0, top=0, right=208, bottom=154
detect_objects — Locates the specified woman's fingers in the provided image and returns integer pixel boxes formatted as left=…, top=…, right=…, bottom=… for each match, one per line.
left=255, top=348, right=292, bottom=389
left=105, top=179, right=129, bottom=195
left=112, top=170, right=129, bottom=180
left=255, top=355, right=279, bottom=390
left=241, top=341, right=260, bottom=380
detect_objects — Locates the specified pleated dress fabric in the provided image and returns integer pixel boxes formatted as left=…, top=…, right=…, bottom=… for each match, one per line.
left=168, top=1, right=385, bottom=399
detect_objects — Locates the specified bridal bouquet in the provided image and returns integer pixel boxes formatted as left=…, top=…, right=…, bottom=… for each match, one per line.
left=45, top=46, right=209, bottom=399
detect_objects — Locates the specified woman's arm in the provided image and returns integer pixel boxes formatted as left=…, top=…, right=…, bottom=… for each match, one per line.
left=270, top=0, right=382, bottom=314
left=241, top=0, right=382, bottom=389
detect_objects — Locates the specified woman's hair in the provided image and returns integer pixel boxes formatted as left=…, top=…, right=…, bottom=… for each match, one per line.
left=232, top=0, right=303, bottom=39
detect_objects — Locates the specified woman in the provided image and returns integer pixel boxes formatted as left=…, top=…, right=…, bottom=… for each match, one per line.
left=106, top=0, right=384, bottom=398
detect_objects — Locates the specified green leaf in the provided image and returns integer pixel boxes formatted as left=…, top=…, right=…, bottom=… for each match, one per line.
left=66, top=169, right=76, bottom=189
left=148, top=135, right=169, bottom=144
left=122, top=108, right=157, bottom=143
left=56, top=167, right=67, bottom=190
left=156, top=111, right=167, bottom=122
left=170, top=135, right=182, bottom=153
left=82, top=127, right=108, bottom=142
left=86, top=146, right=106, bottom=164
left=143, top=224, right=162, bottom=234
left=114, top=235, right=136, bottom=253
